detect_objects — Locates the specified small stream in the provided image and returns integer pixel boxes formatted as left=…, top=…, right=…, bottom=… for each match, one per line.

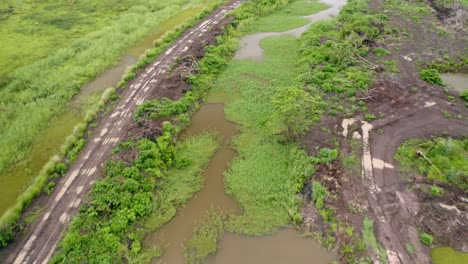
left=235, top=0, right=346, bottom=60
left=146, top=103, right=241, bottom=264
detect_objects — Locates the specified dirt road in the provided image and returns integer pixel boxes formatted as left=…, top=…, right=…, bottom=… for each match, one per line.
left=3, top=1, right=243, bottom=263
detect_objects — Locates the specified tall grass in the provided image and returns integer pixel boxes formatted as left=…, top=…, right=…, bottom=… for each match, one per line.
left=0, top=0, right=219, bottom=174
left=0, top=87, right=116, bottom=246
left=0, top=1, right=225, bottom=247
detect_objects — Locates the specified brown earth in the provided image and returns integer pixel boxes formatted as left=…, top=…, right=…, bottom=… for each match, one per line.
left=0, top=1, right=244, bottom=263
left=300, top=0, right=467, bottom=263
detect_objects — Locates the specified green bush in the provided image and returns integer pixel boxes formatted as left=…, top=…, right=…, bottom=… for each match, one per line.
left=420, top=233, right=434, bottom=245
left=460, top=90, right=468, bottom=101
left=365, top=113, right=376, bottom=121
left=430, top=185, right=444, bottom=197
left=420, top=69, right=444, bottom=85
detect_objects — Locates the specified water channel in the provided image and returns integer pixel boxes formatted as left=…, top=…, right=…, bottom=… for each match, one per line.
left=145, top=1, right=345, bottom=263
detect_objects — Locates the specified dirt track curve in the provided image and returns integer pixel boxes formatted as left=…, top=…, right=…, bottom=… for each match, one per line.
left=4, top=1, right=243, bottom=263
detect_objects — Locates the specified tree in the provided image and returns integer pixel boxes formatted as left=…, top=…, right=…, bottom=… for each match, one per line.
left=272, top=86, right=323, bottom=139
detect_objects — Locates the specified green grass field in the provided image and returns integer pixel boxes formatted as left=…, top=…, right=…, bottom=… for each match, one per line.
left=211, top=27, right=323, bottom=236
left=0, top=0, right=218, bottom=174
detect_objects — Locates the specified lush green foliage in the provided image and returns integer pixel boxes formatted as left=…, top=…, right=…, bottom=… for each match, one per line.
left=272, top=86, right=323, bottom=139
left=136, top=92, right=196, bottom=119
left=460, top=90, right=468, bottom=101
left=420, top=233, right=434, bottom=246
left=0, top=0, right=219, bottom=175
left=430, top=185, right=444, bottom=197
left=395, top=137, right=467, bottom=190
left=298, top=0, right=385, bottom=97
left=420, top=69, right=444, bottom=85
left=311, top=181, right=328, bottom=210
left=52, top=131, right=220, bottom=263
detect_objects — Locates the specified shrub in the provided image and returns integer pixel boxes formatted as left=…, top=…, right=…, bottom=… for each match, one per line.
left=460, top=90, right=468, bottom=101
left=365, top=113, right=376, bottom=121
left=420, top=233, right=434, bottom=245
left=420, top=69, right=444, bottom=85
left=311, top=181, right=328, bottom=209
left=429, top=185, right=444, bottom=197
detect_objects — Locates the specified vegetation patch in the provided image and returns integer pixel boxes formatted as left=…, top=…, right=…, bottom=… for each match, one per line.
left=51, top=131, right=220, bottom=263
left=0, top=0, right=220, bottom=176
left=420, top=69, right=445, bottom=85
left=395, top=137, right=467, bottom=190
left=185, top=211, right=226, bottom=264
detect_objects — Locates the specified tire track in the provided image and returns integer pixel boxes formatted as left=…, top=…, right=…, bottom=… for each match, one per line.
left=6, top=1, right=243, bottom=263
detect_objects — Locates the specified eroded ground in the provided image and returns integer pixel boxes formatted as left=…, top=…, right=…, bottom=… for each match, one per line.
left=300, top=0, right=467, bottom=263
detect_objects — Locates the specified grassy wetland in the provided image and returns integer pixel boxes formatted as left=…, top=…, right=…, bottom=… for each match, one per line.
left=0, top=0, right=222, bottom=227
left=2, top=0, right=467, bottom=263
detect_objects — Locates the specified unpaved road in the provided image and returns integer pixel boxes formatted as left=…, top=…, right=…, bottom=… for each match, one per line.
left=4, top=1, right=243, bottom=263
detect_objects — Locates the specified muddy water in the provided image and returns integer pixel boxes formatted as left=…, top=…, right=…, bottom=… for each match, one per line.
left=441, top=73, right=468, bottom=93
left=235, top=0, right=347, bottom=60
left=206, top=229, right=335, bottom=264
left=147, top=100, right=335, bottom=264
left=147, top=103, right=241, bottom=264
left=0, top=2, right=218, bottom=216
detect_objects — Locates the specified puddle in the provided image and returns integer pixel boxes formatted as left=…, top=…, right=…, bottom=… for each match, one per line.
left=206, top=229, right=335, bottom=264
left=235, top=0, right=347, bottom=60
left=441, top=73, right=468, bottom=93
left=146, top=103, right=241, bottom=264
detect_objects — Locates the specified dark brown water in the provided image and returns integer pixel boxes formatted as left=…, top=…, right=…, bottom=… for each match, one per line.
left=146, top=92, right=335, bottom=263
left=147, top=103, right=241, bottom=264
